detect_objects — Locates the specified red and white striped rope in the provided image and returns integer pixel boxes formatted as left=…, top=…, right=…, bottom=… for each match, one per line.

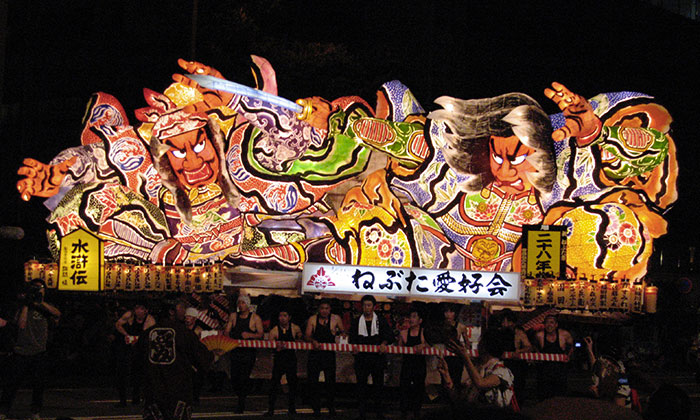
left=196, top=309, right=220, bottom=330
left=223, top=338, right=568, bottom=362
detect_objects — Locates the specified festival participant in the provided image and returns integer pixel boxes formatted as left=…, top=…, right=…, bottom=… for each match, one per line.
left=398, top=307, right=427, bottom=420
left=184, top=307, right=203, bottom=338
left=304, top=299, right=344, bottom=417
left=535, top=314, right=573, bottom=400
left=224, top=294, right=263, bottom=414
left=445, top=329, right=517, bottom=410
left=184, top=307, right=205, bottom=404
left=440, top=304, right=469, bottom=388
left=174, top=301, right=188, bottom=324
left=138, top=308, right=213, bottom=420
left=499, top=309, right=532, bottom=402
left=265, top=306, right=303, bottom=417
left=0, top=306, right=11, bottom=369
left=349, top=295, right=394, bottom=420
left=115, top=301, right=156, bottom=406
left=0, top=280, right=61, bottom=420
left=584, top=335, right=633, bottom=409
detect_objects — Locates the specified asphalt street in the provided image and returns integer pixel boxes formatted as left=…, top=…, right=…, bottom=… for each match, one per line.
left=2, top=369, right=699, bottom=419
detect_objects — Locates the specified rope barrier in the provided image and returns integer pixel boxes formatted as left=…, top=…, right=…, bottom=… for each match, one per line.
left=217, top=338, right=569, bottom=362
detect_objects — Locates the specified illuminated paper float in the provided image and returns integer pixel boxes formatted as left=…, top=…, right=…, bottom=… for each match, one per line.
left=16, top=57, right=676, bottom=312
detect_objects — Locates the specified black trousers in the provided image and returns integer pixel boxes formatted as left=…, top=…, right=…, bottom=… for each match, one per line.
left=400, top=357, right=426, bottom=415
left=115, top=345, right=143, bottom=404
left=307, top=350, right=336, bottom=412
left=505, top=359, right=527, bottom=402
left=268, top=352, right=298, bottom=412
left=144, top=400, right=191, bottom=420
left=0, top=352, right=47, bottom=415
left=536, top=362, right=568, bottom=400
left=354, top=353, right=386, bottom=417
left=230, top=348, right=256, bottom=411
left=445, top=356, right=464, bottom=385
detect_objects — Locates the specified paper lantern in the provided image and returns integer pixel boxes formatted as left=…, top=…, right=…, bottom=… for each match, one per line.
left=586, top=282, right=600, bottom=311
left=104, top=262, right=117, bottom=290
left=554, top=281, right=567, bottom=308
left=123, top=264, right=134, bottom=291
left=113, top=263, right=125, bottom=290
left=25, top=260, right=43, bottom=282
left=212, top=264, right=223, bottom=291
left=522, top=279, right=534, bottom=306
left=534, top=280, right=545, bottom=306
left=154, top=266, right=165, bottom=291
left=644, top=286, right=658, bottom=313
left=202, top=268, right=213, bottom=293
left=164, top=267, right=176, bottom=292
left=544, top=281, right=555, bottom=306
left=576, top=280, right=587, bottom=309
left=619, top=281, right=632, bottom=312
left=134, top=265, right=146, bottom=291
left=180, top=267, right=193, bottom=293
left=45, top=263, right=58, bottom=289
left=631, top=282, right=644, bottom=313
left=566, top=280, right=578, bottom=308
left=192, top=267, right=204, bottom=293
left=598, top=281, right=609, bottom=310
left=607, top=281, right=617, bottom=309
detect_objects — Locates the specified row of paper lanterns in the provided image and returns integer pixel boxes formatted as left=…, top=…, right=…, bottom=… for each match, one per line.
left=25, top=261, right=225, bottom=293
left=522, top=278, right=657, bottom=313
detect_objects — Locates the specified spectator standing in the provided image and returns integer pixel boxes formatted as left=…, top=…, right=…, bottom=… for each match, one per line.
left=115, top=302, right=155, bottom=406
left=349, top=295, right=394, bottom=420
left=440, top=304, right=469, bottom=387
left=535, top=314, right=573, bottom=400
left=184, top=307, right=205, bottom=405
left=398, top=307, right=427, bottom=420
left=138, top=310, right=213, bottom=420
left=445, top=329, right=517, bottom=411
left=224, top=294, right=263, bottom=414
left=184, top=307, right=203, bottom=338
left=0, top=279, right=61, bottom=420
left=0, top=305, right=14, bottom=380
left=265, top=307, right=303, bottom=417
left=499, top=309, right=532, bottom=402
left=584, top=336, right=634, bottom=409
left=305, top=299, right=344, bottom=417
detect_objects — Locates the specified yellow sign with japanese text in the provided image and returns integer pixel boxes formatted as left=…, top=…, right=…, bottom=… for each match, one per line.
left=58, top=228, right=103, bottom=291
left=523, top=225, right=566, bottom=279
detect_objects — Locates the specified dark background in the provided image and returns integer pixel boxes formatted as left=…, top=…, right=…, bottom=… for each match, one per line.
left=0, top=0, right=698, bottom=297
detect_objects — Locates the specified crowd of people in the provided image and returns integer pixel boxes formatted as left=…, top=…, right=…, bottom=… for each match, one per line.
left=0, top=284, right=693, bottom=420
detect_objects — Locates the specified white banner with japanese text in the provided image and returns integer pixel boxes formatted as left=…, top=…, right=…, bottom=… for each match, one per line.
left=302, top=263, right=520, bottom=302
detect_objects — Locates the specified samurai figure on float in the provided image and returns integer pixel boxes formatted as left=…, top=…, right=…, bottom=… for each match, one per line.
left=17, top=57, right=376, bottom=267
left=334, top=82, right=676, bottom=280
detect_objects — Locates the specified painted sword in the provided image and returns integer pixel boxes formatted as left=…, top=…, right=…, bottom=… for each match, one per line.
left=186, top=73, right=306, bottom=115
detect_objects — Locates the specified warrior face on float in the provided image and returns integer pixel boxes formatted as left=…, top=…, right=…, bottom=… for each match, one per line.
left=165, top=128, right=220, bottom=188
left=489, top=134, right=537, bottom=195
left=149, top=109, right=240, bottom=225
left=152, top=110, right=220, bottom=189
left=428, top=93, right=555, bottom=195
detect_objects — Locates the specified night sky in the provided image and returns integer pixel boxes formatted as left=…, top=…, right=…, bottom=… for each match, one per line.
left=1, top=0, right=698, bottom=290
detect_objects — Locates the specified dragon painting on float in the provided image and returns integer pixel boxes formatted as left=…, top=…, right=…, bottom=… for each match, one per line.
left=17, top=58, right=677, bottom=281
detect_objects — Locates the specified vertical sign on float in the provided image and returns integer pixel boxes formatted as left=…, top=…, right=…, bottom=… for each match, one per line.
left=58, top=228, right=104, bottom=291
left=522, top=225, right=567, bottom=279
